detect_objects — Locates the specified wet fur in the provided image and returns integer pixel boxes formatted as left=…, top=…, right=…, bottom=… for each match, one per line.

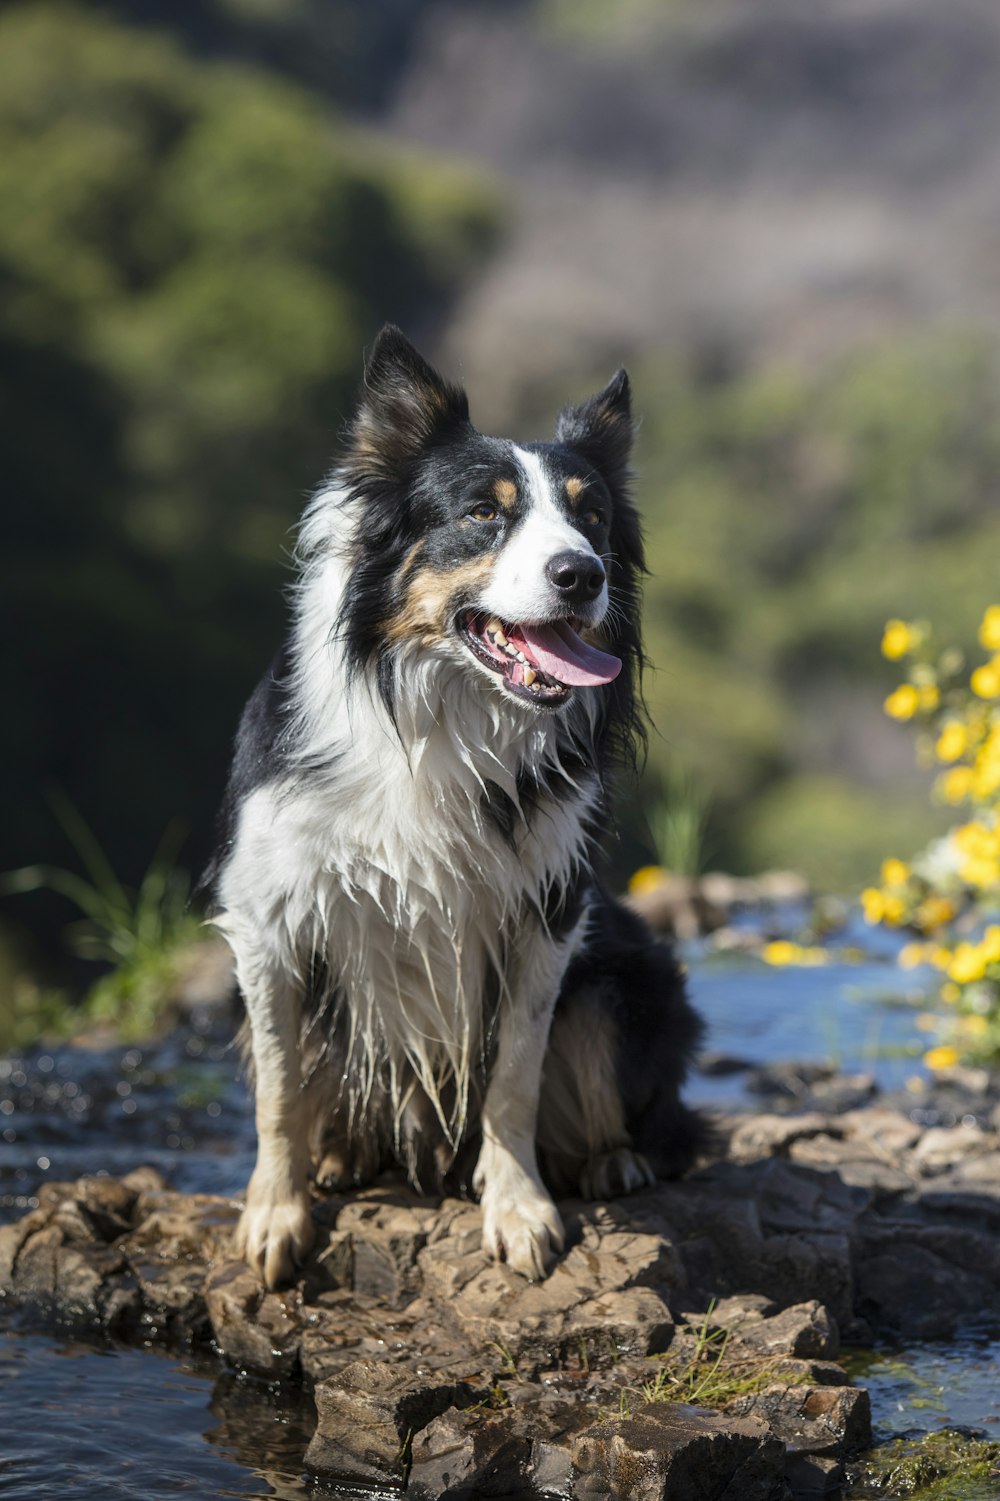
left=209, top=326, right=706, bottom=1287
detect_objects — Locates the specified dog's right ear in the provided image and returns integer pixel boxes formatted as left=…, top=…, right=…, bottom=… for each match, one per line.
left=346, top=325, right=470, bottom=480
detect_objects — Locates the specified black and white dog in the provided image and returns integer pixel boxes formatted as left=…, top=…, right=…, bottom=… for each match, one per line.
left=210, top=327, right=704, bottom=1289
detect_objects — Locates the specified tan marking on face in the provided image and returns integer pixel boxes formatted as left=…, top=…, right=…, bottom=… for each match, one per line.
left=493, top=478, right=518, bottom=513
left=565, top=476, right=585, bottom=504
left=398, top=540, right=426, bottom=579
left=385, top=555, right=497, bottom=645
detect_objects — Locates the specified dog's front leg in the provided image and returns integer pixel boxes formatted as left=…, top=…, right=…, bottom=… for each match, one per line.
left=473, top=917, right=583, bottom=1280
left=231, top=935, right=314, bottom=1289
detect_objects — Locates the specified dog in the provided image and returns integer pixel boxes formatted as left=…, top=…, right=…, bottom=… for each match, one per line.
left=209, top=326, right=705, bottom=1289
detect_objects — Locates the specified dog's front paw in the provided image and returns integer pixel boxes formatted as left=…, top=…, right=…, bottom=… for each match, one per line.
left=480, top=1184, right=565, bottom=1281
left=236, top=1179, right=314, bottom=1290
left=579, top=1147, right=655, bottom=1201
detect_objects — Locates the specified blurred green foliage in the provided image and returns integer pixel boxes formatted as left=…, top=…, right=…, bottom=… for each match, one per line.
left=5, top=0, right=1000, bottom=1012
left=618, top=333, right=1000, bottom=886
left=0, top=2, right=498, bottom=968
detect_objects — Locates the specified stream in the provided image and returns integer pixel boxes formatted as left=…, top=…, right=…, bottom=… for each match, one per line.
left=1, top=927, right=998, bottom=1499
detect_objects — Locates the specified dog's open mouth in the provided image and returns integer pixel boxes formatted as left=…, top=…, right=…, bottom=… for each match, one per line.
left=459, top=612, right=622, bottom=704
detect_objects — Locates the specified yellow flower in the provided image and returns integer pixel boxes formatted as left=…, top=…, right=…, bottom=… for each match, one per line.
left=761, top=940, right=800, bottom=966
left=884, top=684, right=920, bottom=720
left=918, top=684, right=940, bottom=712
left=861, top=888, right=885, bottom=924
left=959, top=1014, right=989, bottom=1037
left=941, top=981, right=961, bottom=1004
left=898, top=942, right=931, bottom=969
left=931, top=947, right=953, bottom=971
left=948, top=943, right=987, bottom=984
left=979, top=605, right=1000, bottom=653
left=924, top=1045, right=960, bottom=1071
left=980, top=925, right=1000, bottom=964
left=880, top=858, right=910, bottom=888
left=971, top=661, right=1000, bottom=699
left=937, top=766, right=974, bottom=805
left=935, top=722, right=968, bottom=763
left=881, top=894, right=907, bottom=926
left=881, top=619, right=918, bottom=660
left=915, top=896, right=956, bottom=933
left=628, top=865, right=669, bottom=896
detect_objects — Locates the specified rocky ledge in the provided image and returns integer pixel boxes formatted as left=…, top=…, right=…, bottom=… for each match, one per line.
left=2, top=1104, right=1000, bottom=1499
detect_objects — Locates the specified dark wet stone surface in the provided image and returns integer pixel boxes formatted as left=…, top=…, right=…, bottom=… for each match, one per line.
left=6, top=1093, right=1000, bottom=1495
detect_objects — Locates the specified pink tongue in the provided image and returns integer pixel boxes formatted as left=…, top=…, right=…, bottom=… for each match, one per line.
left=509, top=621, right=622, bottom=687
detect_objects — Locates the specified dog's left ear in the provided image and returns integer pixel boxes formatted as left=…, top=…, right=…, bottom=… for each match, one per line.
left=347, top=325, right=470, bottom=480
left=555, top=369, right=633, bottom=491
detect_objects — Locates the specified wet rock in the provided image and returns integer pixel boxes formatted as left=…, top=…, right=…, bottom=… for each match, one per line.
left=784, top=1453, right=843, bottom=1497
left=421, top=1209, right=681, bottom=1375
left=204, top=1261, right=303, bottom=1377
left=727, top=1384, right=871, bottom=1459
left=701, top=1299, right=839, bottom=1361
left=572, top=1402, right=789, bottom=1500
left=408, top=1397, right=589, bottom=1500
left=855, top=1225, right=1000, bottom=1337
left=304, top=1357, right=480, bottom=1487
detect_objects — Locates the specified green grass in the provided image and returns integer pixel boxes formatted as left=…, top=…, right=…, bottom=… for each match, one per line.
left=2, top=796, right=205, bottom=1046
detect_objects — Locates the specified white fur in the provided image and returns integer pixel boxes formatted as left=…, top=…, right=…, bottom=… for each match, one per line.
left=217, top=476, right=605, bottom=1285
left=479, top=447, right=608, bottom=624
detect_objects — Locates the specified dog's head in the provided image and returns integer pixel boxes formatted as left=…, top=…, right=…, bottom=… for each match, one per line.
left=336, top=326, right=644, bottom=754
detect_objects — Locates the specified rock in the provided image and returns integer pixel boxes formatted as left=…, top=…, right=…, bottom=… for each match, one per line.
left=745, top=1065, right=836, bottom=1102
left=697, top=1052, right=756, bottom=1077
left=304, top=1357, right=479, bottom=1487
left=838, top=1107, right=922, bottom=1156
left=572, top=1402, right=789, bottom=1500
left=784, top=1453, right=844, bottom=1497
left=702, top=1300, right=839, bottom=1361
left=805, top=1075, right=878, bottom=1113
left=788, top=1135, right=913, bottom=1197
left=911, top=1123, right=994, bottom=1173
left=855, top=1226, right=1000, bottom=1337
left=727, top=1115, right=837, bottom=1164
left=625, top=873, right=727, bottom=940
left=408, top=1397, right=590, bottom=1500
left=204, top=1261, right=303, bottom=1377
left=727, top=1384, right=871, bottom=1459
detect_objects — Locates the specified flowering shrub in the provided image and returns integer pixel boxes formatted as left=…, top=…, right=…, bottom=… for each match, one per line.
left=863, top=606, right=1000, bottom=1068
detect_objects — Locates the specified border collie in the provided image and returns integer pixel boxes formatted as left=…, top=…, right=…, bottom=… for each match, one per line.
left=210, top=327, right=704, bottom=1289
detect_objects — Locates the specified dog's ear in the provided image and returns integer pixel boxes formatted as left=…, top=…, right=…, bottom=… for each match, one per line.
left=555, top=369, right=633, bottom=492
left=347, top=325, right=470, bottom=479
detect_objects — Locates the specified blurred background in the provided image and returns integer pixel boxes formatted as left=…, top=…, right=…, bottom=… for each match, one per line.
left=5, top=0, right=1000, bottom=989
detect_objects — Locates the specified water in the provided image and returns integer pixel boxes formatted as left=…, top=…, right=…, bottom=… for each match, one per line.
left=0, top=940, right=989, bottom=1498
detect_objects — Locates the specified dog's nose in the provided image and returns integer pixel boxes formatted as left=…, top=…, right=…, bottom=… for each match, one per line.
left=545, top=550, right=606, bottom=604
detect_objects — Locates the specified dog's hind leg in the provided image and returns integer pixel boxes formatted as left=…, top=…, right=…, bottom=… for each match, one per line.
left=224, top=917, right=315, bottom=1289
left=538, top=893, right=708, bottom=1200
left=537, top=984, right=655, bottom=1200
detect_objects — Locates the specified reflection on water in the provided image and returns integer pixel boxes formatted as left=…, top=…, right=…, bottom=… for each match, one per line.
left=0, top=1315, right=341, bottom=1500
left=854, top=1329, right=1000, bottom=1441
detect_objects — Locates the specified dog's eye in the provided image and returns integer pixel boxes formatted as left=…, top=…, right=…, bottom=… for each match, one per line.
left=581, top=508, right=605, bottom=527
left=468, top=503, right=499, bottom=523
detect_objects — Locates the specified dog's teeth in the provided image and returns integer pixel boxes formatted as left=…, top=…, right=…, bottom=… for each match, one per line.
left=523, top=667, right=537, bottom=686
left=514, top=649, right=526, bottom=663
left=487, top=619, right=508, bottom=646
